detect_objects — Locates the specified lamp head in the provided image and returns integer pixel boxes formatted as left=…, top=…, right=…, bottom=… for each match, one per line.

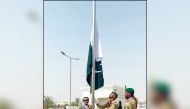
left=61, top=51, right=66, bottom=55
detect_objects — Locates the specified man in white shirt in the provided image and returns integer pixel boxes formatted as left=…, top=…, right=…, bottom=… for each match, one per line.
left=79, top=97, right=92, bottom=109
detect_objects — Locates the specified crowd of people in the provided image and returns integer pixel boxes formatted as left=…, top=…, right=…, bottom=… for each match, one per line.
left=79, top=87, right=137, bottom=109
left=79, top=82, right=176, bottom=109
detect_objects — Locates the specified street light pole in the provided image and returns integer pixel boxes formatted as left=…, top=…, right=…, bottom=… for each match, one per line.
left=60, top=51, right=79, bottom=107
left=69, top=57, right=71, bottom=107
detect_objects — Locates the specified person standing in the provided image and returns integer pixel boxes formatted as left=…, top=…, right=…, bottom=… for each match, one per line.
left=150, top=81, right=176, bottom=109
left=124, top=87, right=138, bottom=109
left=79, top=97, right=92, bottom=109
left=96, top=90, right=118, bottom=109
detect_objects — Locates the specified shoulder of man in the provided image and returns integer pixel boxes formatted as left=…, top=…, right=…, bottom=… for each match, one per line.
left=88, top=104, right=92, bottom=109
left=109, top=101, right=118, bottom=109
left=130, top=97, right=137, bottom=104
left=79, top=105, right=85, bottom=109
left=160, top=100, right=176, bottom=109
left=112, top=101, right=118, bottom=105
left=125, top=98, right=136, bottom=107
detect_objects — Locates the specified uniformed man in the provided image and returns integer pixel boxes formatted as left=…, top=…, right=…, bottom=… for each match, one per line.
left=96, top=90, right=118, bottom=109
left=124, top=87, right=138, bottom=109
left=150, top=81, right=176, bottom=109
left=79, top=97, right=92, bottom=109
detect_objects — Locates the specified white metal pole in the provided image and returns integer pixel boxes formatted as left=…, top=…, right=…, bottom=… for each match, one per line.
left=91, top=1, right=96, bottom=109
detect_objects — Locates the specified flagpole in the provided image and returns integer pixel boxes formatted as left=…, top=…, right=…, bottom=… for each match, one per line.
left=91, top=0, right=96, bottom=109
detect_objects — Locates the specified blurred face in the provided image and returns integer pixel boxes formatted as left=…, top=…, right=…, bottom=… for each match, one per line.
left=124, top=92, right=131, bottom=100
left=151, top=90, right=164, bottom=104
left=109, top=93, right=116, bottom=101
left=83, top=97, right=89, bottom=106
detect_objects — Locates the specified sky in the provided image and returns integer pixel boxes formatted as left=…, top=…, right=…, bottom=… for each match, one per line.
left=44, top=1, right=146, bottom=103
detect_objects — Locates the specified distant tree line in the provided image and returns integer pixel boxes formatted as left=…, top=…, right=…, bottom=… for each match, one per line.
left=44, top=96, right=81, bottom=109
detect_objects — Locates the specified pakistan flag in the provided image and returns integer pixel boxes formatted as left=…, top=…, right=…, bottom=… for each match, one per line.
left=86, top=21, right=104, bottom=90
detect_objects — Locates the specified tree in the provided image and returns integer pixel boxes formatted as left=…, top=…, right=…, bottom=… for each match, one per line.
left=74, top=98, right=80, bottom=106
left=0, top=101, right=13, bottom=109
left=44, top=96, right=56, bottom=109
left=70, top=102, right=75, bottom=106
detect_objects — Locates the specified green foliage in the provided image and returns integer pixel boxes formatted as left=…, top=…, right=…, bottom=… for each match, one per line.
left=74, top=98, right=80, bottom=106
left=44, top=96, right=56, bottom=109
left=0, top=100, right=13, bottom=109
